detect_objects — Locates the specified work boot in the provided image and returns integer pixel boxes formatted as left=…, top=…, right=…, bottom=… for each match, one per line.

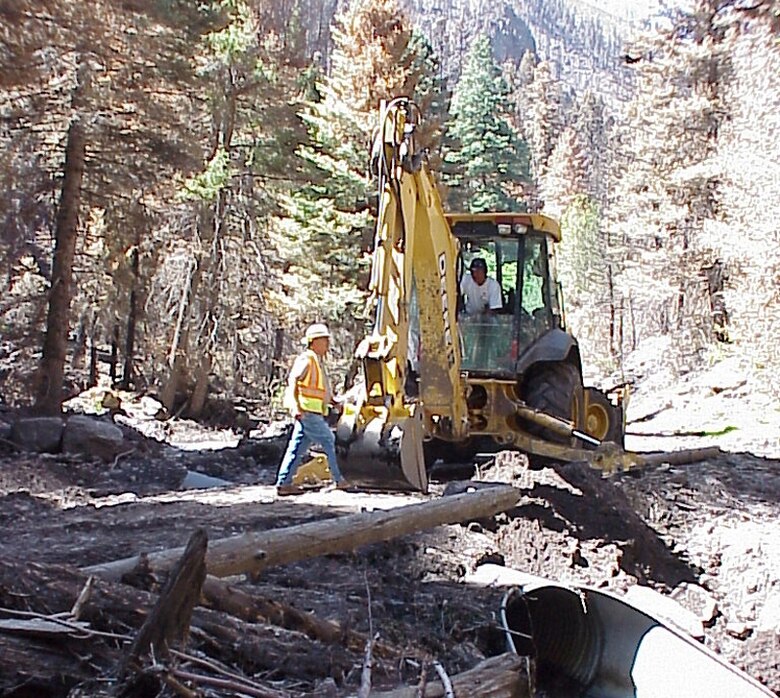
left=276, top=484, right=304, bottom=496
left=336, top=479, right=354, bottom=491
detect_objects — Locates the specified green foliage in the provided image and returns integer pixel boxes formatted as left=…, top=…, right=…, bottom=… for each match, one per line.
left=272, top=0, right=435, bottom=333
left=179, top=148, right=233, bottom=201
left=442, top=35, right=530, bottom=213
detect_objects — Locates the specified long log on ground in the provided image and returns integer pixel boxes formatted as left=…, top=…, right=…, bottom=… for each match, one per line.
left=83, top=485, right=521, bottom=582
left=634, top=445, right=722, bottom=468
left=371, top=653, right=531, bottom=697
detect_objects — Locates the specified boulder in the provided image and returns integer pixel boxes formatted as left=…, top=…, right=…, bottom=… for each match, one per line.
left=62, top=415, right=125, bottom=461
left=11, top=417, right=64, bottom=453
left=671, top=582, right=719, bottom=626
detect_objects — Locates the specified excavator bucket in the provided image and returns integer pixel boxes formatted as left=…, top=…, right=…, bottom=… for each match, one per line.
left=336, top=407, right=428, bottom=493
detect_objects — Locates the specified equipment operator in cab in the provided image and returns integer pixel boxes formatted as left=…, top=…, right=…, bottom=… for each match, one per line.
left=460, top=257, right=502, bottom=315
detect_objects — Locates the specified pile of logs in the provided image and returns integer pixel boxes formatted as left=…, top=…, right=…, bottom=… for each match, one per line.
left=0, top=485, right=531, bottom=697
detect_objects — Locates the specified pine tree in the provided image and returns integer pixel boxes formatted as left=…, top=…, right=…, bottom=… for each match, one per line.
left=272, top=0, right=431, bottom=372
left=442, top=35, right=530, bottom=212
left=525, top=59, right=565, bottom=204
left=502, top=50, right=537, bottom=141
left=558, top=195, right=612, bottom=368
left=405, top=28, right=450, bottom=167
left=0, top=0, right=219, bottom=411
left=607, top=0, right=730, bottom=365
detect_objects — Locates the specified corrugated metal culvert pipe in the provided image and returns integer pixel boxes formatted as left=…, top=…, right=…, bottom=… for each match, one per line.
left=500, top=582, right=774, bottom=698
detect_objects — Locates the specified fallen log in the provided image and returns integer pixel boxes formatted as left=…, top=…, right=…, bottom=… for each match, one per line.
left=0, top=560, right=352, bottom=692
left=371, top=653, right=531, bottom=697
left=83, top=484, right=520, bottom=581
left=201, top=576, right=400, bottom=659
left=634, top=445, right=722, bottom=468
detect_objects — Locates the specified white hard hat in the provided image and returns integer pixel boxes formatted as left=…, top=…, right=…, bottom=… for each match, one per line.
left=303, top=323, right=331, bottom=344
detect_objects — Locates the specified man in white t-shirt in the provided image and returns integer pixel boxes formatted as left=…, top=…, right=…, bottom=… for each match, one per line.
left=460, top=257, right=503, bottom=315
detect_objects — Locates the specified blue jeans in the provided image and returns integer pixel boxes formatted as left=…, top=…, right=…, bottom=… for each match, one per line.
left=276, top=412, right=344, bottom=485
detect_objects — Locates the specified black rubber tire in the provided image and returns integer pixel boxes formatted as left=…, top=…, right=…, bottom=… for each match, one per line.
left=584, top=387, right=625, bottom=447
left=522, top=362, right=584, bottom=466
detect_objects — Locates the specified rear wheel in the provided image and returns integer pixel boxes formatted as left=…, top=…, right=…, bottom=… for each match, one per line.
left=584, top=388, right=624, bottom=446
left=522, top=362, right=584, bottom=466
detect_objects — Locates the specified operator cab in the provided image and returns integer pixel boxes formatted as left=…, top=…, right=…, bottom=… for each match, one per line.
left=447, top=213, right=563, bottom=376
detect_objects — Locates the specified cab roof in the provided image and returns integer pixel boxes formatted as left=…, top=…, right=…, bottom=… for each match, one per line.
left=445, top=212, right=561, bottom=242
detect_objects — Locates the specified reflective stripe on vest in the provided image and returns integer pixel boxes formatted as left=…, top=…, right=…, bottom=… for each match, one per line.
left=297, top=350, right=327, bottom=415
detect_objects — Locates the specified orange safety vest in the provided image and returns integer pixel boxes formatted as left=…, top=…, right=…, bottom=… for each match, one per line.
left=296, top=350, right=328, bottom=415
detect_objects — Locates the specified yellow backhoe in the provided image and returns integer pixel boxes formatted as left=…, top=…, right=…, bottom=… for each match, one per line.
left=309, top=98, right=694, bottom=492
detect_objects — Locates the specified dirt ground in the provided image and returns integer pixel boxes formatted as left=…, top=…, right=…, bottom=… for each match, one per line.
left=0, top=354, right=778, bottom=696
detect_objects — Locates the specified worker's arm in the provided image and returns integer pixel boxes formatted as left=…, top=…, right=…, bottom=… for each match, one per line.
left=487, top=278, right=503, bottom=312
left=283, top=354, right=310, bottom=417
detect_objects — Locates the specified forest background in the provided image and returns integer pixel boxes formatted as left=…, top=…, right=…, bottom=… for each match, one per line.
left=1, top=0, right=778, bottom=420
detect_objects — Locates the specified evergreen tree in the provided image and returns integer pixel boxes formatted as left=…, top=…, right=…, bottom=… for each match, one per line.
left=272, top=0, right=429, bottom=370
left=442, top=35, right=530, bottom=212
left=607, top=0, right=730, bottom=362
left=502, top=50, right=537, bottom=141
left=525, top=59, right=565, bottom=202
left=405, top=28, right=450, bottom=167
left=572, top=90, right=608, bottom=204
left=540, top=127, right=586, bottom=217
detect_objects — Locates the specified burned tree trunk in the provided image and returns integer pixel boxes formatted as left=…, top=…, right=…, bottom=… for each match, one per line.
left=34, top=116, right=86, bottom=415
left=0, top=558, right=353, bottom=694
left=120, top=230, right=141, bottom=390
left=119, top=529, right=207, bottom=677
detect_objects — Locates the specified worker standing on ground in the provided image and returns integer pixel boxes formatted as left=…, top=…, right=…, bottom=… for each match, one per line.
left=275, top=323, right=351, bottom=496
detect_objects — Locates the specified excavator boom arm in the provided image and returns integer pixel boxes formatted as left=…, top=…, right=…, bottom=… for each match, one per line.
left=337, top=98, right=468, bottom=491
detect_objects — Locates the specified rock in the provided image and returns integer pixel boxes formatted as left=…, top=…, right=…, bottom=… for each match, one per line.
left=180, top=470, right=232, bottom=489
left=62, top=415, right=125, bottom=461
left=671, top=582, right=719, bottom=626
left=11, top=417, right=64, bottom=453
left=624, top=584, right=705, bottom=640
left=248, top=420, right=289, bottom=440
left=757, top=590, right=780, bottom=632
left=139, top=396, right=166, bottom=419
left=725, top=621, right=751, bottom=639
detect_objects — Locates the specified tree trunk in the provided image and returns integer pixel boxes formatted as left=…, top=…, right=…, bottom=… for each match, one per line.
left=121, top=233, right=141, bottom=390
left=34, top=118, right=86, bottom=415
left=119, top=529, right=207, bottom=677
left=161, top=257, right=198, bottom=413
left=607, top=262, right=616, bottom=357
left=82, top=485, right=521, bottom=582
left=110, top=323, right=119, bottom=384
left=189, top=353, right=212, bottom=418
left=89, top=339, right=98, bottom=387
